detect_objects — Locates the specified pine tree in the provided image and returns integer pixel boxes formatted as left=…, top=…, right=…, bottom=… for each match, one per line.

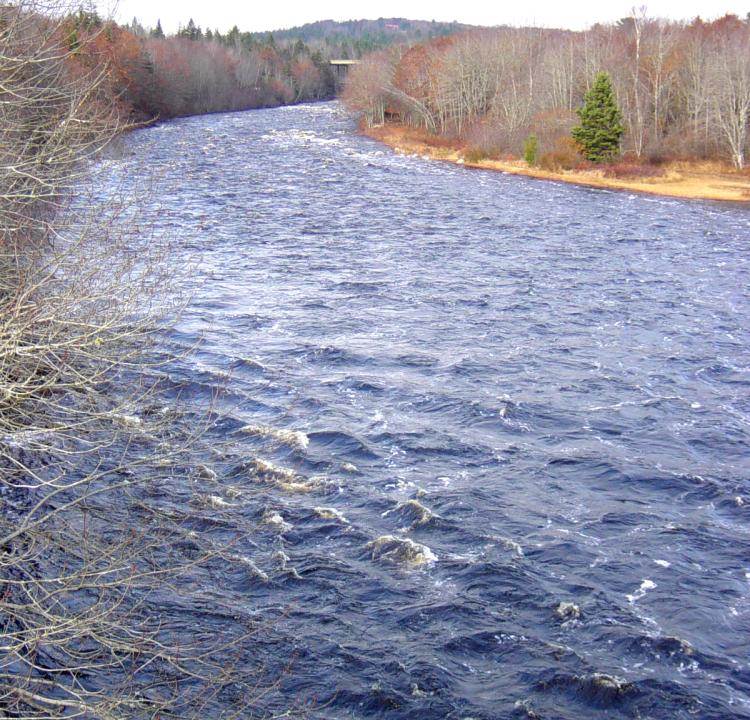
left=179, top=18, right=202, bottom=41
left=571, top=72, right=625, bottom=162
left=523, top=134, right=538, bottom=165
left=150, top=19, right=164, bottom=38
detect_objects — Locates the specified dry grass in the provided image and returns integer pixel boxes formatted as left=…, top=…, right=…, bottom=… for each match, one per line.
left=366, top=123, right=750, bottom=203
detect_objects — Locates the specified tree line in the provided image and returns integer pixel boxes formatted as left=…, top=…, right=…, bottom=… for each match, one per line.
left=56, top=12, right=467, bottom=122
left=237, top=17, right=468, bottom=58
left=343, top=12, right=750, bottom=169
left=59, top=9, right=337, bottom=120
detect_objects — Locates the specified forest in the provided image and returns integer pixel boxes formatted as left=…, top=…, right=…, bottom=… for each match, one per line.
left=343, top=12, right=750, bottom=170
left=242, top=17, right=467, bottom=56
left=51, top=10, right=336, bottom=120
left=35, top=11, right=466, bottom=122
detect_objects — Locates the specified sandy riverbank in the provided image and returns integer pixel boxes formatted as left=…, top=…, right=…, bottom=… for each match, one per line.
left=364, top=123, right=750, bottom=203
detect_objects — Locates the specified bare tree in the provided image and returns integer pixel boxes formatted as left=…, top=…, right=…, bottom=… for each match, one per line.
left=711, top=27, right=750, bottom=168
left=345, top=13, right=750, bottom=169
left=342, top=49, right=399, bottom=126
left=1, top=3, right=273, bottom=716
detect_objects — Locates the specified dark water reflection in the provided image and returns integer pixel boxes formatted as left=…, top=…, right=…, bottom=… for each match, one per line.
left=102, top=102, right=750, bottom=719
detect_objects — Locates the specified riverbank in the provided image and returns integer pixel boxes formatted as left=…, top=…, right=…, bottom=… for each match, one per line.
left=364, top=123, right=750, bottom=203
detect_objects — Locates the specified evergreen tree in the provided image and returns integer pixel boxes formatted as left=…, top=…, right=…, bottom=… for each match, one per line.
left=523, top=134, right=538, bottom=165
left=571, top=72, right=625, bottom=162
left=226, top=25, right=240, bottom=48
left=179, top=18, right=202, bottom=41
left=150, top=19, right=164, bottom=38
left=130, top=16, right=145, bottom=36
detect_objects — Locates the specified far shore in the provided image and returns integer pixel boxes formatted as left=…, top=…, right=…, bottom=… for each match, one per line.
left=364, top=123, right=750, bottom=203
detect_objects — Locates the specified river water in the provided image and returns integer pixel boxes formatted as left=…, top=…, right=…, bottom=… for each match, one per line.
left=104, top=102, right=750, bottom=719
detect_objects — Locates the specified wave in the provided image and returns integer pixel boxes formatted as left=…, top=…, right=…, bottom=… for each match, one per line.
left=240, top=423, right=309, bottom=450
left=314, top=506, right=349, bottom=523
left=365, top=534, right=438, bottom=567
left=382, top=499, right=437, bottom=529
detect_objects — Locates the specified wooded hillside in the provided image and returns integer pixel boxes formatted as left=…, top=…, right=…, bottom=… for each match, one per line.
left=344, top=13, right=750, bottom=169
left=79, top=13, right=467, bottom=121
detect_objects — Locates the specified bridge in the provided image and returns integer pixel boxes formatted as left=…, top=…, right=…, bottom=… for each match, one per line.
left=330, top=59, right=359, bottom=89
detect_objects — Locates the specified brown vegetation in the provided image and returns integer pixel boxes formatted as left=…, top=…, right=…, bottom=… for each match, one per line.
left=1, top=2, right=273, bottom=715
left=344, top=11, right=750, bottom=197
left=365, top=123, right=750, bottom=202
left=30, top=6, right=337, bottom=124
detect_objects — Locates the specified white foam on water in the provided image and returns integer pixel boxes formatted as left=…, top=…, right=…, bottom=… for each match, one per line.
left=382, top=499, right=436, bottom=528
left=195, top=464, right=218, bottom=481
left=234, top=555, right=268, bottom=582
left=366, top=535, right=438, bottom=567
left=555, top=601, right=581, bottom=621
left=314, top=507, right=349, bottom=523
left=240, top=424, right=309, bottom=450
left=249, top=458, right=296, bottom=481
left=250, top=459, right=329, bottom=493
left=111, top=412, right=142, bottom=428
left=263, top=510, right=293, bottom=532
left=204, top=495, right=232, bottom=510
left=503, top=538, right=525, bottom=557
left=627, top=579, right=657, bottom=603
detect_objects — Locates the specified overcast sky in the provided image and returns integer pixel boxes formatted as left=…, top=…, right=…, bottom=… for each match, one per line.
left=98, top=0, right=749, bottom=34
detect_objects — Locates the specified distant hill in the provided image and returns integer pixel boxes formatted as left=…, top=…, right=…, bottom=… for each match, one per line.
left=247, top=18, right=471, bottom=57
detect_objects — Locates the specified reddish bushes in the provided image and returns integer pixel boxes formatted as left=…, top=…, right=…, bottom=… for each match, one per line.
left=63, top=15, right=335, bottom=123
left=602, top=162, right=667, bottom=179
left=538, top=138, right=582, bottom=171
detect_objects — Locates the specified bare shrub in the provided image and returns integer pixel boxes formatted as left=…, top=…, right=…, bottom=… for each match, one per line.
left=1, top=3, right=270, bottom=716
left=602, top=162, right=667, bottom=178
left=538, top=137, right=582, bottom=171
left=462, top=120, right=512, bottom=160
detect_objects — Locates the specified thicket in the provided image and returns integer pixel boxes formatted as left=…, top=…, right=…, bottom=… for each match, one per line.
left=58, top=10, right=337, bottom=120
left=1, top=2, right=270, bottom=715
left=343, top=12, right=750, bottom=169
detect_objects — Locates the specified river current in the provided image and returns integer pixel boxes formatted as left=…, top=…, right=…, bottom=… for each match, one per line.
left=102, top=102, right=749, bottom=719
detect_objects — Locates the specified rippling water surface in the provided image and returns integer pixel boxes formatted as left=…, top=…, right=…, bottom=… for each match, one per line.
left=104, top=103, right=750, bottom=719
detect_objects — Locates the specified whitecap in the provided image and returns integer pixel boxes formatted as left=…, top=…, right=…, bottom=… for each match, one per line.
left=249, top=458, right=297, bottom=482
left=203, top=495, right=232, bottom=510
left=263, top=510, right=293, bottom=532
left=111, top=412, right=142, bottom=428
left=233, top=555, right=268, bottom=582
left=250, top=459, right=326, bottom=493
left=314, top=506, right=349, bottom=523
left=627, top=579, right=656, bottom=603
left=240, top=424, right=309, bottom=450
left=382, top=499, right=436, bottom=528
left=555, top=601, right=581, bottom=621
left=195, top=464, right=217, bottom=481
left=366, top=534, right=438, bottom=567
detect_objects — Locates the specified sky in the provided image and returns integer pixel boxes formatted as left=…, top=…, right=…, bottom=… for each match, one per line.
left=98, top=0, right=749, bottom=34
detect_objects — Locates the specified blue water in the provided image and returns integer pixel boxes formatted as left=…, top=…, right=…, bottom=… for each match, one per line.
left=103, top=102, right=750, bottom=719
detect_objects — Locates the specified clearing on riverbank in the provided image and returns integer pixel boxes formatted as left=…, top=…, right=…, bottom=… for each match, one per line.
left=365, top=123, right=750, bottom=203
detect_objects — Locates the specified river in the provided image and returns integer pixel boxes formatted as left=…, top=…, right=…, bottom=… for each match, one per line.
left=102, top=102, right=750, bottom=719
